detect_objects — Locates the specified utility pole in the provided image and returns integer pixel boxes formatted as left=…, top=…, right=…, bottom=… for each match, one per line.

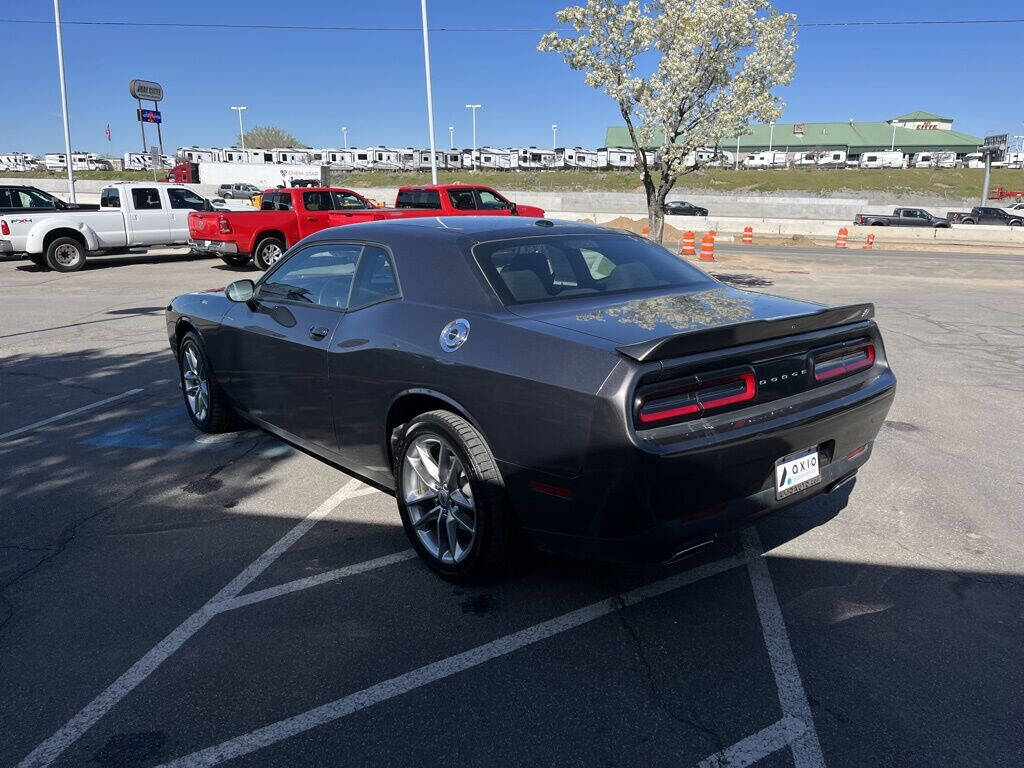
left=768, top=121, right=775, bottom=153
left=231, top=106, right=247, bottom=151
left=52, top=0, right=76, bottom=202
left=341, top=126, right=348, bottom=149
left=890, top=122, right=897, bottom=151
left=449, top=126, right=455, bottom=150
left=466, top=104, right=481, bottom=169
left=552, top=123, right=558, bottom=150
left=420, top=0, right=438, bottom=185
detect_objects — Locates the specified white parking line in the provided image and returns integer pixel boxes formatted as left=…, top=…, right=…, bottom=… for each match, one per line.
left=741, top=527, right=825, bottom=768
left=697, top=715, right=806, bottom=768
left=154, top=554, right=746, bottom=768
left=17, top=479, right=383, bottom=768
left=0, top=388, right=144, bottom=440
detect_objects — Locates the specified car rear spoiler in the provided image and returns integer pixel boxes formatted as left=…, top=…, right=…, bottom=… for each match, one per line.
left=616, top=303, right=875, bottom=363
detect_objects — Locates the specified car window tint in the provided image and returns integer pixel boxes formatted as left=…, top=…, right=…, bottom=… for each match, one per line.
left=15, top=189, right=56, bottom=208
left=332, top=191, right=371, bottom=209
left=448, top=189, right=476, bottom=210
left=475, top=189, right=509, bottom=210
left=167, top=188, right=206, bottom=210
left=395, top=189, right=441, bottom=209
left=100, top=188, right=121, bottom=208
left=131, top=187, right=162, bottom=210
left=259, top=244, right=363, bottom=309
left=349, top=246, right=400, bottom=308
left=475, top=233, right=711, bottom=305
left=0, top=189, right=11, bottom=207
left=303, top=191, right=333, bottom=211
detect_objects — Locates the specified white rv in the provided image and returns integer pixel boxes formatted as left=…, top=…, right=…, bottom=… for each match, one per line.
left=599, top=147, right=636, bottom=169
left=370, top=148, right=401, bottom=171
left=44, top=153, right=112, bottom=171
left=443, top=150, right=462, bottom=169
left=742, top=151, right=787, bottom=169
left=177, top=146, right=219, bottom=163
left=818, top=150, right=847, bottom=168
left=476, top=148, right=517, bottom=170
left=682, top=148, right=716, bottom=169
left=0, top=153, right=40, bottom=172
left=516, top=148, right=562, bottom=170
left=396, top=149, right=420, bottom=171
left=562, top=147, right=601, bottom=169
left=859, top=151, right=905, bottom=169
left=122, top=152, right=174, bottom=171
left=416, top=150, right=446, bottom=171
left=794, top=151, right=818, bottom=167
left=272, top=148, right=310, bottom=164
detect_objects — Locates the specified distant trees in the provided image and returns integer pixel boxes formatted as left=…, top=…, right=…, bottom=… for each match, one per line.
left=239, top=126, right=307, bottom=149
left=539, top=0, right=797, bottom=242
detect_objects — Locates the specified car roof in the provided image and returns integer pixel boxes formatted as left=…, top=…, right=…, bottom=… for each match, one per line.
left=398, top=184, right=489, bottom=191
left=302, top=216, right=619, bottom=245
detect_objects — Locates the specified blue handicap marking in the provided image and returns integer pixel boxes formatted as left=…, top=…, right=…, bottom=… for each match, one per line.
left=84, top=405, right=237, bottom=453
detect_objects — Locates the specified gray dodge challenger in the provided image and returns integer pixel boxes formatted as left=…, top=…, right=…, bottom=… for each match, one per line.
left=166, top=217, right=896, bottom=579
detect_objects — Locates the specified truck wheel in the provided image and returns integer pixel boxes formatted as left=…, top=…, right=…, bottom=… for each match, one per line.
left=220, top=254, right=251, bottom=268
left=45, top=237, right=87, bottom=272
left=394, top=410, right=521, bottom=581
left=253, top=236, right=285, bottom=270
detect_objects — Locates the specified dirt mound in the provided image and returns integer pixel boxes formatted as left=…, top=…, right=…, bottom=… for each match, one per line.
left=591, top=216, right=689, bottom=244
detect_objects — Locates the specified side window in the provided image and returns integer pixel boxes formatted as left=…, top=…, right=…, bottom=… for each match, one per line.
left=167, top=188, right=206, bottom=210
left=259, top=244, right=362, bottom=309
left=131, top=187, right=163, bottom=210
left=260, top=193, right=279, bottom=211
left=0, top=189, right=13, bottom=207
left=476, top=189, right=510, bottom=210
left=332, top=192, right=371, bottom=209
left=100, top=188, right=121, bottom=208
left=448, top=189, right=476, bottom=210
left=349, top=246, right=400, bottom=308
left=17, top=189, right=57, bottom=208
left=302, top=191, right=333, bottom=211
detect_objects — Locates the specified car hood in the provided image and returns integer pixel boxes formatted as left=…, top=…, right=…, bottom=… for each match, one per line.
left=509, top=285, right=826, bottom=348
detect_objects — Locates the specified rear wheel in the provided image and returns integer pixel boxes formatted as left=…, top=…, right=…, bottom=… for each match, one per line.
left=220, top=254, right=251, bottom=268
left=45, top=237, right=87, bottom=272
left=178, top=332, right=238, bottom=433
left=394, top=410, right=517, bottom=580
left=252, top=236, right=285, bottom=270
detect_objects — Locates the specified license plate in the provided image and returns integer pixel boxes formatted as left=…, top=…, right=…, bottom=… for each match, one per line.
left=775, top=447, right=821, bottom=499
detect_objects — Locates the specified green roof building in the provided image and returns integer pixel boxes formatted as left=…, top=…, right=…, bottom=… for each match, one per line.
left=604, top=111, right=981, bottom=156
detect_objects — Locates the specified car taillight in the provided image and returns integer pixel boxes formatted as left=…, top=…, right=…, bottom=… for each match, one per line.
left=637, top=370, right=756, bottom=426
left=1, top=220, right=9, bottom=236
left=218, top=216, right=231, bottom=234
left=812, top=343, right=875, bottom=382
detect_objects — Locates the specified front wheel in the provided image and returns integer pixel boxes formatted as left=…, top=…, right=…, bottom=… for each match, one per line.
left=252, top=236, right=285, bottom=270
left=45, top=237, right=87, bottom=272
left=178, top=332, right=238, bottom=433
left=394, top=410, right=517, bottom=580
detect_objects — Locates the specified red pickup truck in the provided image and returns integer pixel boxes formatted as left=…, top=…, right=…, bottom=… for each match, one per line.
left=189, top=184, right=545, bottom=269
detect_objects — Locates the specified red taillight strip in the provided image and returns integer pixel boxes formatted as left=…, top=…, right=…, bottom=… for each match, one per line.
left=814, top=344, right=875, bottom=382
left=1, top=220, right=9, bottom=236
left=218, top=215, right=231, bottom=234
left=638, top=371, right=756, bottom=426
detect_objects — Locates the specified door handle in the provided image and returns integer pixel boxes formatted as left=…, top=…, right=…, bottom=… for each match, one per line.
left=309, top=326, right=330, bottom=340
left=307, top=216, right=319, bottom=222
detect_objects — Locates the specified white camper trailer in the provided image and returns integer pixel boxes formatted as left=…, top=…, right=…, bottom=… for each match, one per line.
left=818, top=150, right=847, bottom=169
left=516, top=147, right=562, bottom=170
left=475, top=148, right=517, bottom=170
left=369, top=148, right=401, bottom=171
left=272, top=148, right=310, bottom=164
left=599, top=147, right=636, bottom=169
left=44, top=152, right=112, bottom=171
left=562, top=147, right=601, bottom=169
left=122, top=152, right=174, bottom=171
left=742, top=151, right=788, bottom=169
left=177, top=146, right=219, bottom=163
left=859, top=151, right=905, bottom=169
left=682, top=148, right=716, bottom=169
left=0, top=153, right=40, bottom=172
left=396, top=149, right=420, bottom=171
left=443, top=150, right=462, bottom=169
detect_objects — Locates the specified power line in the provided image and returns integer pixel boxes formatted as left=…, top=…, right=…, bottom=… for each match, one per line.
left=1, top=17, right=1024, bottom=32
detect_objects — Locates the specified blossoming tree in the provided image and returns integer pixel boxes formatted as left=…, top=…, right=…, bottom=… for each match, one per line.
left=539, top=0, right=796, bottom=242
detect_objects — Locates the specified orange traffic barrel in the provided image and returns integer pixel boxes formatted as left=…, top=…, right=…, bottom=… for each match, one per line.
left=708, top=228, right=717, bottom=240
left=641, top=225, right=650, bottom=237
left=681, top=230, right=696, bottom=256
left=699, top=234, right=715, bottom=261
left=863, top=233, right=875, bottom=250
left=835, top=227, right=849, bottom=248
left=742, top=226, right=753, bottom=245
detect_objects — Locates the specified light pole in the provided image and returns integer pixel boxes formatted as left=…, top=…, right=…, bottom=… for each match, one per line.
left=52, top=0, right=76, bottom=203
left=449, top=126, right=455, bottom=150
left=552, top=123, right=558, bottom=150
left=768, top=121, right=775, bottom=153
left=890, top=122, right=897, bottom=151
left=231, top=106, right=247, bottom=151
left=342, top=126, right=348, bottom=149
left=466, top=104, right=481, bottom=169
left=420, top=0, right=438, bottom=184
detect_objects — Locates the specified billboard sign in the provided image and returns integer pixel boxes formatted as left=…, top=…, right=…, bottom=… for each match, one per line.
left=129, top=79, right=164, bottom=101
left=137, top=109, right=162, bottom=124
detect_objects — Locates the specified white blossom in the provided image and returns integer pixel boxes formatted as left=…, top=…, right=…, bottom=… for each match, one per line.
left=539, top=0, right=797, bottom=241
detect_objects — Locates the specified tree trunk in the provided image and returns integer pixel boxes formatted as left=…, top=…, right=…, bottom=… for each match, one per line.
left=648, top=173, right=674, bottom=244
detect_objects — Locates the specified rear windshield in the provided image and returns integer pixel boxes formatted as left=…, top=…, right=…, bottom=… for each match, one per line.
left=395, top=189, right=441, bottom=209
left=473, top=233, right=712, bottom=305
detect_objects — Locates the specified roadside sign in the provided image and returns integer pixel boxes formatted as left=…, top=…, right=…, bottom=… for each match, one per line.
left=982, top=134, right=1007, bottom=160
left=138, top=109, right=162, bottom=124
left=129, top=79, right=164, bottom=101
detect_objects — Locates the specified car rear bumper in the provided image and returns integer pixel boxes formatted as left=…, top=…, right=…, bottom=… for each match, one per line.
left=511, top=373, right=896, bottom=563
left=189, top=239, right=238, bottom=254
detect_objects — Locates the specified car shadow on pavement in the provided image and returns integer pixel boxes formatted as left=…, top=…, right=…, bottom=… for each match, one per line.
left=11, top=249, right=219, bottom=273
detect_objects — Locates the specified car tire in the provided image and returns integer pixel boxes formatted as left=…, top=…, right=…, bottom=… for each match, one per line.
left=252, top=236, right=286, bottom=270
left=28, top=254, right=48, bottom=268
left=223, top=192, right=233, bottom=199
left=394, top=410, right=519, bottom=581
left=44, top=236, right=87, bottom=272
left=178, top=331, right=239, bottom=433
left=220, top=254, right=251, bottom=268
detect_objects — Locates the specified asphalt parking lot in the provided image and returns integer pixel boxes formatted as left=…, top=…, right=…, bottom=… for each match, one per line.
left=2, top=243, right=1022, bottom=768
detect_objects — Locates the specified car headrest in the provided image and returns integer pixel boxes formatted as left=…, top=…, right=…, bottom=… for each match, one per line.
left=501, top=268, right=550, bottom=302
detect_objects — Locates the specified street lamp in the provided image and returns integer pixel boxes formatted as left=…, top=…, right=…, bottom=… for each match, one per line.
left=768, top=121, right=775, bottom=153
left=52, top=0, right=75, bottom=202
left=449, top=126, right=455, bottom=150
left=552, top=123, right=558, bottom=150
left=231, top=106, right=247, bottom=151
left=342, top=126, right=348, bottom=149
left=890, top=122, right=897, bottom=152
left=466, top=104, right=482, bottom=169
left=420, top=0, right=438, bottom=185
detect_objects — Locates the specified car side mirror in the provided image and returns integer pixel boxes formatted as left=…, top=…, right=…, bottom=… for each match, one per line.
left=225, top=279, right=255, bottom=303
left=510, top=202, right=519, bottom=215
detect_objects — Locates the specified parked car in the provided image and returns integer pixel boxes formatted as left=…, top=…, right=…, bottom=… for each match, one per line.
left=189, top=184, right=545, bottom=270
left=217, top=183, right=262, bottom=199
left=664, top=200, right=709, bottom=217
left=0, top=185, right=99, bottom=215
left=946, top=206, right=1023, bottom=226
left=166, top=217, right=896, bottom=579
left=854, top=208, right=950, bottom=228
left=0, top=182, right=209, bottom=271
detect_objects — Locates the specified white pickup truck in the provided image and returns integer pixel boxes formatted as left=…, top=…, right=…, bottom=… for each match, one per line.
left=0, top=182, right=209, bottom=271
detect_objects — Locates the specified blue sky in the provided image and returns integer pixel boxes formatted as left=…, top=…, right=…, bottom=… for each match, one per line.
left=2, top=0, right=1021, bottom=155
